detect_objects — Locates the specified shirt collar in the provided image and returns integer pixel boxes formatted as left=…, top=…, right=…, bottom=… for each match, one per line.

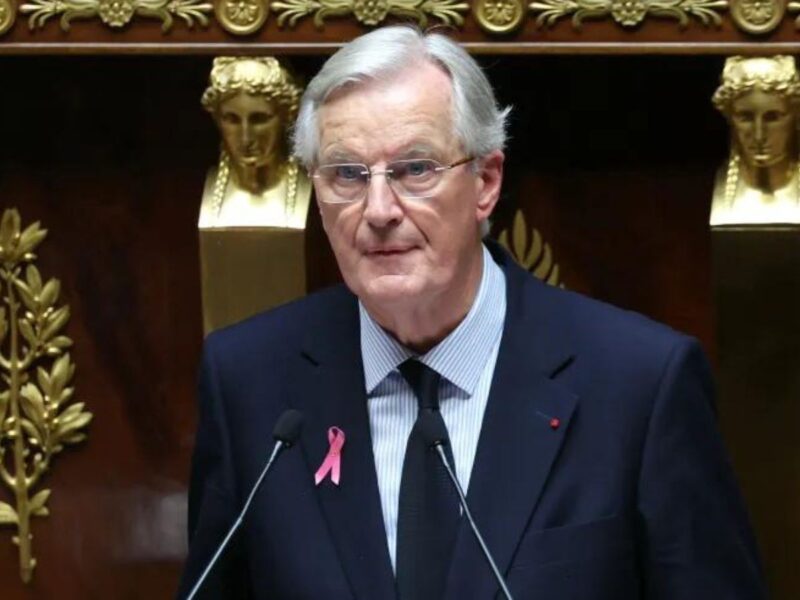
left=359, top=244, right=507, bottom=395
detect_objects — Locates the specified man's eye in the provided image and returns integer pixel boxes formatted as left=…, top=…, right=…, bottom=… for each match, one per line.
left=336, top=165, right=365, bottom=180
left=398, top=161, right=434, bottom=178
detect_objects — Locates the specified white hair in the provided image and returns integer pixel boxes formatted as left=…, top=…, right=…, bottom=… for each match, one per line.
left=292, top=25, right=510, bottom=167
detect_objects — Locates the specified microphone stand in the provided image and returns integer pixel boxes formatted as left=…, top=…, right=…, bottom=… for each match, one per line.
left=185, top=439, right=287, bottom=600
left=433, top=443, right=515, bottom=600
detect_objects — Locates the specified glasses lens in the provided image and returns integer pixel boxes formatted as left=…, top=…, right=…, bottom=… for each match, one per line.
left=315, top=163, right=369, bottom=203
left=388, top=159, right=442, bottom=198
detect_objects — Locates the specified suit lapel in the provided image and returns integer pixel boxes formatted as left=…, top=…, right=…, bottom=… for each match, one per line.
left=444, top=248, right=579, bottom=599
left=289, top=290, right=396, bottom=600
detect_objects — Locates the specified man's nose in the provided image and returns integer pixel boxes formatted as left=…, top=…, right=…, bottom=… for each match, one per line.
left=362, top=174, right=403, bottom=227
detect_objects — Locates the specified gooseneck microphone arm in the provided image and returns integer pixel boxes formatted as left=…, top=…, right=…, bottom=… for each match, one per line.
left=418, top=412, right=515, bottom=600
left=185, top=409, right=304, bottom=600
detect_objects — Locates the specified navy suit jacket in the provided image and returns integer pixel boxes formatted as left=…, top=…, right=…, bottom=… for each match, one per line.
left=178, top=243, right=766, bottom=599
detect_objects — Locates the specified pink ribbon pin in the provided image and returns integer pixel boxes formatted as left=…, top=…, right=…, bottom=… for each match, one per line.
left=315, top=427, right=346, bottom=486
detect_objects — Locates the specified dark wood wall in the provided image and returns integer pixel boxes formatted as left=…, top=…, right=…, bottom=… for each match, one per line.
left=0, top=54, right=747, bottom=598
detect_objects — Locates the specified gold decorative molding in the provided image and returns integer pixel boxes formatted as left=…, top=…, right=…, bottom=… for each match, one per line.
left=19, top=0, right=211, bottom=31
left=529, top=0, right=726, bottom=29
left=730, top=0, right=783, bottom=33
left=474, top=0, right=526, bottom=33
left=0, top=0, right=16, bottom=35
left=215, top=0, right=268, bottom=34
left=0, top=209, right=92, bottom=583
left=497, top=210, right=563, bottom=287
left=787, top=0, right=800, bottom=27
left=5, top=0, right=799, bottom=38
left=270, top=0, right=468, bottom=28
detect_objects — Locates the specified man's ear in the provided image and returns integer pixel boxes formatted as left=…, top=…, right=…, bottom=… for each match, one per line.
left=475, top=150, right=505, bottom=223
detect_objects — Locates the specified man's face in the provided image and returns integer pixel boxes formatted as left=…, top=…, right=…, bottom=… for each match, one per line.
left=314, top=63, right=503, bottom=311
left=731, top=89, right=795, bottom=169
left=216, top=93, right=284, bottom=170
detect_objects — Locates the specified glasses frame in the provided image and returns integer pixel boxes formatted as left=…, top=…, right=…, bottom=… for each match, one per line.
left=311, top=156, right=474, bottom=204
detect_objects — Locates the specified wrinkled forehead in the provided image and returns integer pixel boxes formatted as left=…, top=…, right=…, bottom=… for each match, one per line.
left=316, top=63, right=458, bottom=159
left=323, top=61, right=454, bottom=118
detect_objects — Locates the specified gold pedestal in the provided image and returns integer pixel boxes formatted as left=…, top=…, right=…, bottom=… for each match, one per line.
left=199, top=227, right=306, bottom=335
left=713, top=228, right=800, bottom=599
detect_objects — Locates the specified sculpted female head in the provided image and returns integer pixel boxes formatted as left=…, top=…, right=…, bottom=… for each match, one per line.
left=202, top=57, right=302, bottom=176
left=713, top=56, right=800, bottom=170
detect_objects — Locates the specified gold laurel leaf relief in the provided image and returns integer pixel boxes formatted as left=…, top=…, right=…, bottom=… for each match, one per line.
left=730, top=0, right=783, bottom=34
left=215, top=0, right=268, bottom=34
left=497, top=209, right=564, bottom=287
left=0, top=0, right=17, bottom=36
left=528, top=0, right=727, bottom=30
left=0, top=208, right=92, bottom=583
left=18, top=0, right=211, bottom=32
left=474, top=0, right=526, bottom=34
left=269, top=0, right=469, bottom=29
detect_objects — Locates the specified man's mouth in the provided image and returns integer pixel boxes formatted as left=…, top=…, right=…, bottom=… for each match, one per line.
left=366, top=247, right=414, bottom=256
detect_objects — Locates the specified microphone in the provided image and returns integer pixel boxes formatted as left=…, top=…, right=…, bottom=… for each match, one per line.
left=185, top=409, right=304, bottom=600
left=418, top=411, right=515, bottom=600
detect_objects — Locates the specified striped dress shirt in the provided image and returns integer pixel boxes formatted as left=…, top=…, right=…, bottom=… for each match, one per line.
left=359, top=244, right=507, bottom=572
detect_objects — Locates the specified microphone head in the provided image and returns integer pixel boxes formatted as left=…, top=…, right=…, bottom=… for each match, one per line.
left=417, top=411, right=449, bottom=449
left=273, top=409, right=304, bottom=446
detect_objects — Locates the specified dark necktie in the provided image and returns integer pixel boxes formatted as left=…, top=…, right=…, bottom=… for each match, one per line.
left=395, top=359, right=460, bottom=600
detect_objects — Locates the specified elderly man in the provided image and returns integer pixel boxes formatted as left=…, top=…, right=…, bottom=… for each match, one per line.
left=178, top=26, right=766, bottom=600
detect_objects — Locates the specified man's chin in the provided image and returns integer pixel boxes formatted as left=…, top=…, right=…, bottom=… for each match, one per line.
left=359, top=275, right=422, bottom=306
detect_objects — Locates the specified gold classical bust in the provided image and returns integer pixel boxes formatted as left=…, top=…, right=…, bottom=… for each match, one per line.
left=200, top=57, right=311, bottom=229
left=711, top=56, right=800, bottom=227
left=198, top=57, right=311, bottom=334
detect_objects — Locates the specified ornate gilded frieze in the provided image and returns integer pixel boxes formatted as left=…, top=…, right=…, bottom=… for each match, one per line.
left=0, top=0, right=17, bottom=35
left=7, top=0, right=800, bottom=37
left=529, top=0, right=726, bottom=29
left=730, top=0, right=783, bottom=33
left=474, top=0, right=526, bottom=33
left=497, top=210, right=563, bottom=287
left=215, top=0, right=268, bottom=34
left=270, top=0, right=469, bottom=28
left=19, top=0, right=211, bottom=31
left=0, top=209, right=92, bottom=583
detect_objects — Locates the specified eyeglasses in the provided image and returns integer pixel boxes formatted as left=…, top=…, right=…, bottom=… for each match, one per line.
left=311, top=157, right=474, bottom=204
